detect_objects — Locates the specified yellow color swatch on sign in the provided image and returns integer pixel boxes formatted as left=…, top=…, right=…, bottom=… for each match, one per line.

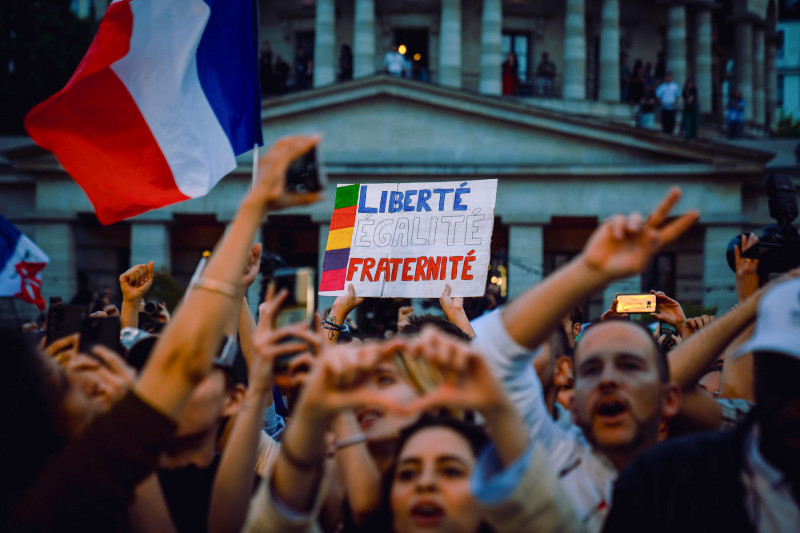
left=326, top=227, right=354, bottom=250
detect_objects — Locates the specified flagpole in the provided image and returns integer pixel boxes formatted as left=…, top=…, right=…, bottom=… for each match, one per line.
left=251, top=0, right=262, bottom=189
left=252, top=143, right=258, bottom=186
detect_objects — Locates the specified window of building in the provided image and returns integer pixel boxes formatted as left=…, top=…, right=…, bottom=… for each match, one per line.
left=394, top=28, right=429, bottom=74
left=778, top=74, right=784, bottom=106
left=75, top=214, right=131, bottom=304
left=777, top=30, right=785, bottom=59
left=501, top=32, right=530, bottom=82
left=641, top=252, right=676, bottom=297
left=171, top=214, right=225, bottom=289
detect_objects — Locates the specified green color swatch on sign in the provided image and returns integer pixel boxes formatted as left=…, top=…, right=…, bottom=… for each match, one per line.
left=334, top=184, right=360, bottom=209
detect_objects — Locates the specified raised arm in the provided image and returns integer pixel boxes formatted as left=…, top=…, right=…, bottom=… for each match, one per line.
left=134, top=135, right=321, bottom=422
left=324, top=283, right=363, bottom=345
left=119, top=262, right=154, bottom=329
left=667, top=287, right=759, bottom=391
left=501, top=188, right=698, bottom=351
left=440, top=283, right=476, bottom=338
left=209, top=297, right=318, bottom=533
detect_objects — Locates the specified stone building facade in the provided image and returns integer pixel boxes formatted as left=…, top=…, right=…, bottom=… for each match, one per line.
left=0, top=0, right=789, bottom=322
left=266, top=0, right=780, bottom=128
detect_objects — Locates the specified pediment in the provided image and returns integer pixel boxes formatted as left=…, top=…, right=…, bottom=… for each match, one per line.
left=260, top=75, right=773, bottom=178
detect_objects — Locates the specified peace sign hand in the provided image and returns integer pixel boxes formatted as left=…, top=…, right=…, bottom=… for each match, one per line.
left=581, top=187, right=699, bottom=281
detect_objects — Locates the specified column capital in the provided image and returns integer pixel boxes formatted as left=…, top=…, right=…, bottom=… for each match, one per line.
left=727, top=12, right=765, bottom=26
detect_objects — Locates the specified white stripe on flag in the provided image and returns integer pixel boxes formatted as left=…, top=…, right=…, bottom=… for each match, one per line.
left=110, top=0, right=236, bottom=198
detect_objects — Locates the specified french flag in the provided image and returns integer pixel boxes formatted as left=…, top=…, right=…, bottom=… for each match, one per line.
left=0, top=215, right=49, bottom=311
left=24, top=0, right=262, bottom=225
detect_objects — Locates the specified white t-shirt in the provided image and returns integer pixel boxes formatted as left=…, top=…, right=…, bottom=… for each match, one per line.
left=470, top=309, right=617, bottom=532
left=655, top=81, right=681, bottom=109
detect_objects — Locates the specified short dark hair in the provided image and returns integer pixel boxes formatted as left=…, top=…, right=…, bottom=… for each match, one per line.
left=399, top=314, right=471, bottom=341
left=579, top=319, right=669, bottom=383
left=568, top=307, right=584, bottom=327
left=548, top=326, right=571, bottom=361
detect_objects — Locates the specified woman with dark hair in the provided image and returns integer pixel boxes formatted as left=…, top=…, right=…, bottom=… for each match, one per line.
left=243, top=328, right=580, bottom=532
left=629, top=60, right=644, bottom=104
left=501, top=53, right=519, bottom=96
left=682, top=79, right=699, bottom=138
left=0, top=135, right=322, bottom=532
left=361, top=414, right=492, bottom=532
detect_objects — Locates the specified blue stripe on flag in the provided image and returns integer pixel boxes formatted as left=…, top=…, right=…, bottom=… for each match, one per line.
left=0, top=215, right=22, bottom=272
left=196, top=0, right=262, bottom=155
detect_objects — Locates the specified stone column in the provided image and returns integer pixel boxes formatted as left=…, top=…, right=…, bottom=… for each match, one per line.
left=695, top=6, right=713, bottom=113
left=703, top=226, right=738, bottom=313
left=439, top=0, right=462, bottom=88
left=479, top=0, right=502, bottom=95
left=765, top=32, right=778, bottom=130
left=734, top=19, right=754, bottom=122
left=35, top=222, right=76, bottom=303
left=353, top=0, right=376, bottom=78
left=508, top=225, right=543, bottom=300
left=130, top=222, right=171, bottom=273
left=313, top=0, right=335, bottom=87
left=753, top=26, right=765, bottom=126
left=666, top=3, right=687, bottom=87
left=598, top=0, right=620, bottom=102
left=563, top=0, right=587, bottom=99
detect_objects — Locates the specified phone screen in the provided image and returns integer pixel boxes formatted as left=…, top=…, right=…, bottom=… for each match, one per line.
left=285, top=148, right=324, bottom=193
left=615, top=294, right=656, bottom=314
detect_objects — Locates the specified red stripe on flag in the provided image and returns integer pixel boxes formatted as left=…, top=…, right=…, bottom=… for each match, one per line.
left=330, top=205, right=357, bottom=231
left=320, top=268, right=346, bottom=292
left=24, top=0, right=188, bottom=225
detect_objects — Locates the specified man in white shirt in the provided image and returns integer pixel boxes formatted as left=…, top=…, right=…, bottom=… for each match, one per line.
left=471, top=188, right=696, bottom=531
left=655, top=71, right=681, bottom=134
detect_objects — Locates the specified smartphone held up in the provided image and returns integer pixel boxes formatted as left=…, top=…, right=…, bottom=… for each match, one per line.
left=615, top=293, right=656, bottom=314
left=285, top=146, right=326, bottom=194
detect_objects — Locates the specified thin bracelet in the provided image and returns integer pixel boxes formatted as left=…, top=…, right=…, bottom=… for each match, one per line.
left=322, top=320, right=345, bottom=331
left=191, top=278, right=240, bottom=299
left=332, top=433, right=367, bottom=452
left=280, top=444, right=323, bottom=471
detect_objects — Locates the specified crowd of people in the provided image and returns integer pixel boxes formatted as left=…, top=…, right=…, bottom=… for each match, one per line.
left=2, top=135, right=799, bottom=533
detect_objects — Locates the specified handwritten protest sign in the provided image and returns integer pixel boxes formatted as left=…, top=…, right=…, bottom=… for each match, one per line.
left=319, top=180, right=497, bottom=298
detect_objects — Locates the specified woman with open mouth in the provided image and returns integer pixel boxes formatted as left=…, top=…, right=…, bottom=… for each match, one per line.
left=243, top=328, right=580, bottom=533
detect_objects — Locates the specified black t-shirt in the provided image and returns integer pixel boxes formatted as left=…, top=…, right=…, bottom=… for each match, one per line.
left=159, top=454, right=261, bottom=533
left=159, top=454, right=221, bottom=533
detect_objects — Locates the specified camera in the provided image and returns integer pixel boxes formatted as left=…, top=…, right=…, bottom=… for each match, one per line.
left=726, top=174, right=800, bottom=278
